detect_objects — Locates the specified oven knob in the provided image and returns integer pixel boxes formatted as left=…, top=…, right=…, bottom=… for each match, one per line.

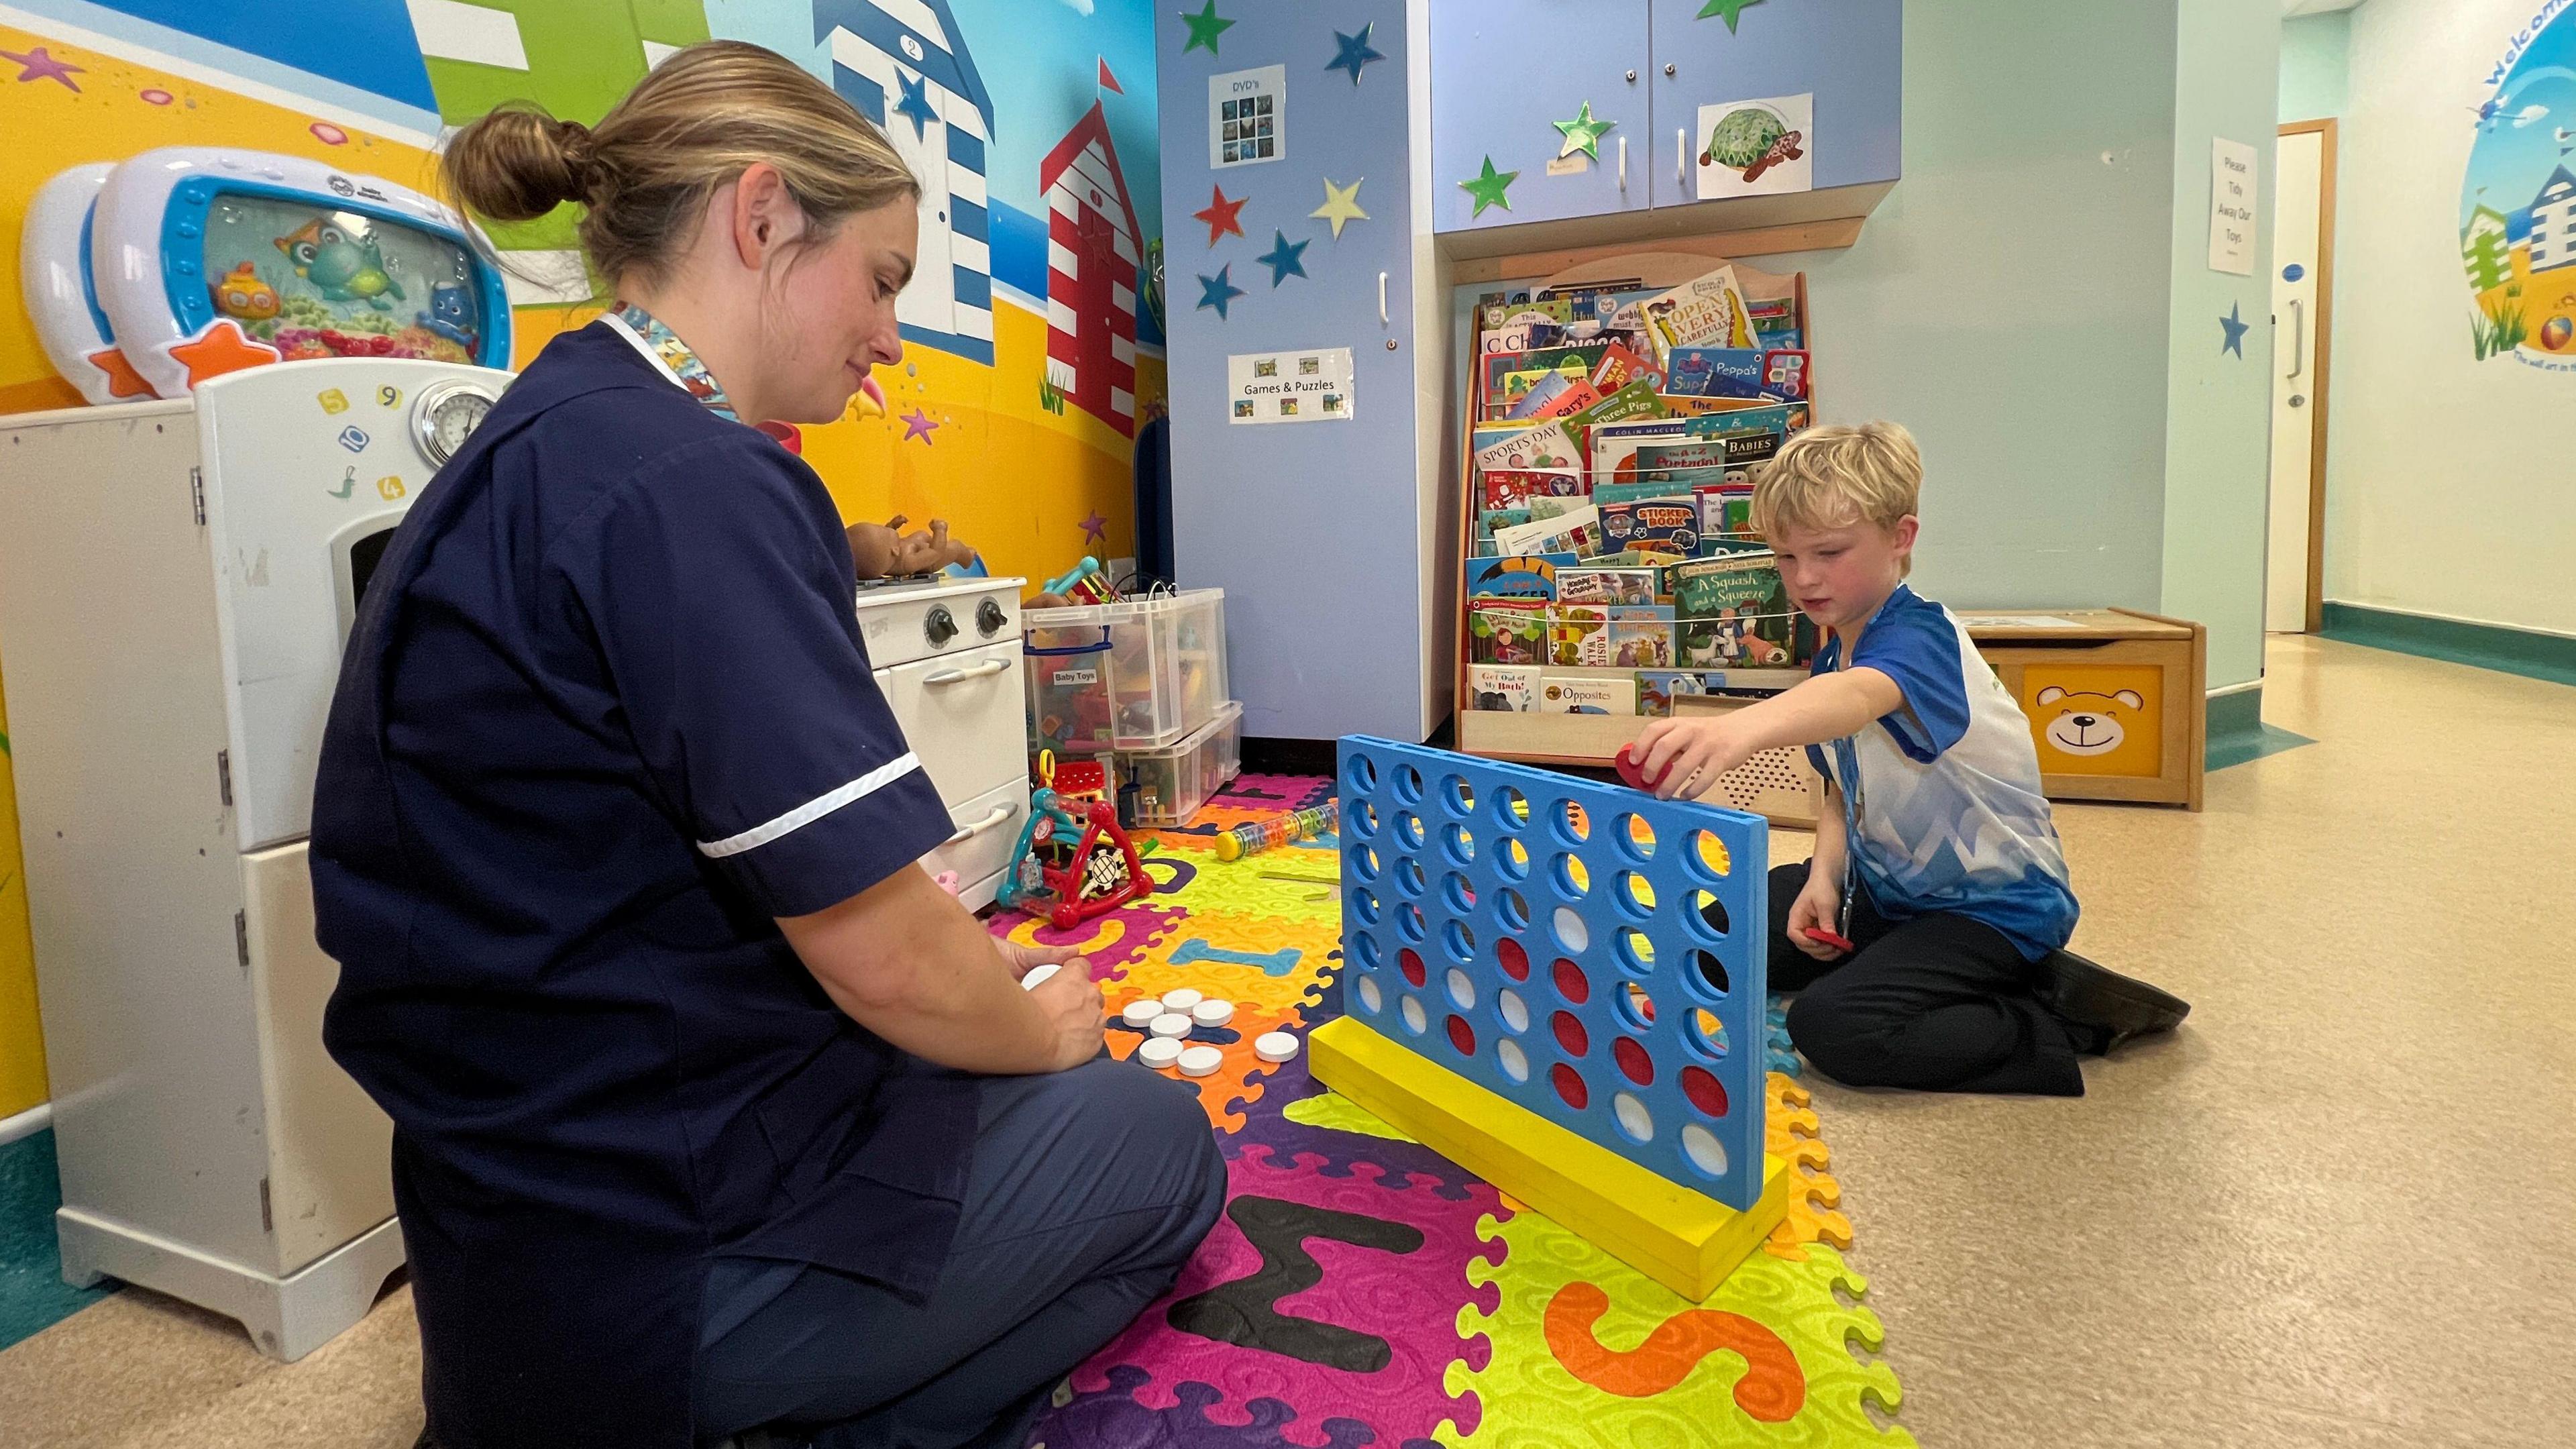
left=924, top=605, right=957, bottom=647
left=975, top=598, right=1008, bottom=637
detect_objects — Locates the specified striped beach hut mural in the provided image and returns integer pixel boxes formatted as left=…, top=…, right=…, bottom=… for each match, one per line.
left=1039, top=101, right=1140, bottom=437
left=816, top=0, right=997, bottom=366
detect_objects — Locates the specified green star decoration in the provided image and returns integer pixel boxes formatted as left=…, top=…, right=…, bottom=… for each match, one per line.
left=1696, top=0, right=1765, bottom=31
left=1180, top=1, right=1234, bottom=56
left=1459, top=156, right=1518, bottom=218
left=1552, top=101, right=1616, bottom=160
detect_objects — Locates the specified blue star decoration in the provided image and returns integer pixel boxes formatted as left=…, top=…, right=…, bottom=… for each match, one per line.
left=892, top=70, right=937, bottom=141
left=1327, top=23, right=1384, bottom=85
left=1254, top=229, right=1309, bottom=286
left=2219, top=303, right=2250, bottom=358
left=1197, top=264, right=1246, bottom=319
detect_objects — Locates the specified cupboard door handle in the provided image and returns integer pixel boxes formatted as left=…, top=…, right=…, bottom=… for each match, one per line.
left=2286, top=299, right=2306, bottom=381
left=945, top=801, right=1017, bottom=845
left=923, top=659, right=1010, bottom=686
left=1379, top=270, right=1389, bottom=324
left=1678, top=128, right=1687, bottom=186
left=1618, top=135, right=1628, bottom=191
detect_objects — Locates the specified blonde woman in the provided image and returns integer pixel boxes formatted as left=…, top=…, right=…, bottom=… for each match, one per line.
left=313, top=43, right=1222, bottom=1449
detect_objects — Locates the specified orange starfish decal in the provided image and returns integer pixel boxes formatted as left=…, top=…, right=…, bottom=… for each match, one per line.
left=167, top=321, right=278, bottom=388
left=84, top=347, right=157, bottom=400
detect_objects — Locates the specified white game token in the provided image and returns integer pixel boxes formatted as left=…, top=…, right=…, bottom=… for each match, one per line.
left=1020, top=963, right=1061, bottom=991
left=1160, top=987, right=1205, bottom=1012
left=1136, top=1037, right=1185, bottom=1069
left=1254, top=1032, right=1300, bottom=1063
left=1191, top=999, right=1235, bottom=1027
left=1177, top=1045, right=1224, bottom=1077
left=1148, top=1012, right=1195, bottom=1038
left=1120, top=1000, right=1164, bottom=1028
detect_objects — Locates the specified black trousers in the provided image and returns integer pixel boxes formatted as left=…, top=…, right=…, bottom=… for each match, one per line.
left=1766, top=861, right=2085, bottom=1096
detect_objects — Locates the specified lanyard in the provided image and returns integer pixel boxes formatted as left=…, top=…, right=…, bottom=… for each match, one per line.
left=606, top=301, right=741, bottom=422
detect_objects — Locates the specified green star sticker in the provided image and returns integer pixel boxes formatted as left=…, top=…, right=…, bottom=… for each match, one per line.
left=1179, top=1, right=1234, bottom=56
left=1552, top=101, right=1617, bottom=160
left=1459, top=156, right=1519, bottom=218
left=1696, top=0, right=1765, bottom=31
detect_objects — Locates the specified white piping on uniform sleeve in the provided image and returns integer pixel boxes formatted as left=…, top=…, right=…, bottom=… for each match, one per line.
left=696, top=753, right=924, bottom=859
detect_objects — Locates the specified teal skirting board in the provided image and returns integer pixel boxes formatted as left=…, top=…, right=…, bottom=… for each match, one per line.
left=2322, top=602, right=2576, bottom=688
left=2206, top=685, right=2314, bottom=773
left=0, top=1129, right=116, bottom=1351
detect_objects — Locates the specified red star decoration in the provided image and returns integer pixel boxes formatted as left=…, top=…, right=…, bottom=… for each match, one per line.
left=167, top=321, right=280, bottom=388
left=84, top=348, right=156, bottom=400
left=2, top=45, right=84, bottom=91
left=1192, top=184, right=1247, bottom=247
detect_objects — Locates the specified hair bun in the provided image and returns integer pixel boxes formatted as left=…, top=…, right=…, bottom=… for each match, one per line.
left=441, top=103, right=603, bottom=223
left=553, top=118, right=603, bottom=200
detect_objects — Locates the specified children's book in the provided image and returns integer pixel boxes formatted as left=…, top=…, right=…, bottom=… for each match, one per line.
left=1482, top=468, right=1586, bottom=511
left=1662, top=347, right=1772, bottom=400
left=1667, top=553, right=1795, bottom=667
left=1695, top=486, right=1762, bottom=553
left=1550, top=606, right=1609, bottom=667
left=1474, top=420, right=1582, bottom=475
left=1467, top=664, right=1542, bottom=712
left=1493, top=504, right=1599, bottom=559
left=1605, top=605, right=1676, bottom=669
left=1555, top=566, right=1661, bottom=607
left=1466, top=552, right=1574, bottom=601
left=1642, top=266, right=1756, bottom=358
left=1596, top=496, right=1703, bottom=556
left=1501, top=368, right=1577, bottom=421
left=1762, top=349, right=1810, bottom=401
left=1636, top=669, right=1709, bottom=718
left=1523, top=376, right=1603, bottom=421
left=1562, top=380, right=1667, bottom=433
left=1467, top=602, right=1548, bottom=664
left=1539, top=673, right=1638, bottom=716
left=1589, top=341, right=1665, bottom=397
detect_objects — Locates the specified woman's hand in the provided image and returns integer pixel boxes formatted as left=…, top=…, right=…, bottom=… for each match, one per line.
left=1024, top=966, right=1106, bottom=1071
left=1786, top=875, right=1847, bottom=961
left=995, top=938, right=1085, bottom=983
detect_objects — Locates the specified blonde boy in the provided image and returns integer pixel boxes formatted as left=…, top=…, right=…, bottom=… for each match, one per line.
left=1633, top=423, right=2186, bottom=1095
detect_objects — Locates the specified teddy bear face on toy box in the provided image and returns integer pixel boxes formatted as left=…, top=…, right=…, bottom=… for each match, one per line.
left=2021, top=667, right=2163, bottom=778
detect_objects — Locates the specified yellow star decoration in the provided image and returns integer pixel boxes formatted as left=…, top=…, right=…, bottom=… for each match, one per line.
left=1310, top=176, right=1368, bottom=239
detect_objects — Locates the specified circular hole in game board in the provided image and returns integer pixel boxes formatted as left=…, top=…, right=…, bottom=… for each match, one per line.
left=1551, top=799, right=1592, bottom=848
left=1496, top=835, right=1531, bottom=881
left=1687, top=1007, right=1729, bottom=1061
left=1442, top=871, right=1475, bottom=915
left=1491, top=784, right=1529, bottom=835
left=1399, top=902, right=1428, bottom=944
left=1497, top=1038, right=1531, bottom=1083
left=1441, top=774, right=1476, bottom=818
left=1396, top=811, right=1426, bottom=851
left=1552, top=957, right=1591, bottom=1005
left=1400, top=995, right=1428, bottom=1036
left=1356, top=975, right=1383, bottom=1014
left=1443, top=822, right=1477, bottom=867
left=1551, top=1063, right=1590, bottom=1111
left=1348, top=800, right=1379, bottom=839
left=1495, top=888, right=1530, bottom=934
left=1552, top=906, right=1590, bottom=956
left=1346, top=754, right=1378, bottom=797
left=1446, top=966, right=1477, bottom=1011
left=1615, top=871, right=1656, bottom=922
left=1496, top=987, right=1529, bottom=1034
left=1688, top=829, right=1731, bottom=881
left=1681, top=1065, right=1729, bottom=1118
left=1393, top=763, right=1425, bottom=805
left=1442, top=918, right=1477, bottom=967
left=1397, top=857, right=1427, bottom=900
left=1680, top=1124, right=1727, bottom=1179
left=1690, top=949, right=1731, bottom=1000
left=1348, top=888, right=1381, bottom=925
left=1613, top=1091, right=1655, bottom=1144
left=1615, top=813, right=1656, bottom=863
left=1350, top=844, right=1381, bottom=881
left=1496, top=934, right=1530, bottom=979
left=1551, top=1010, right=1589, bottom=1058
left=1614, top=926, right=1655, bottom=976
left=1614, top=1034, right=1656, bottom=1087
left=1550, top=853, right=1591, bottom=902
left=1615, top=981, right=1656, bottom=1033
left=1398, top=947, right=1428, bottom=988
left=1350, top=934, right=1382, bottom=973
left=1446, top=1014, right=1477, bottom=1057
left=1688, top=890, right=1729, bottom=941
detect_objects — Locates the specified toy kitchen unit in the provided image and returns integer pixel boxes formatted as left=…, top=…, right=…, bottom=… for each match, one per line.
left=854, top=575, right=1033, bottom=910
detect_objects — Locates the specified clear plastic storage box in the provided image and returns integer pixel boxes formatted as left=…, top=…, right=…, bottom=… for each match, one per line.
left=1118, top=700, right=1244, bottom=827
left=1024, top=589, right=1230, bottom=754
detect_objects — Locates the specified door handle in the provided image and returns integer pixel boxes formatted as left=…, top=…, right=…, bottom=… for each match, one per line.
left=2285, top=298, right=2306, bottom=381
left=1678, top=127, right=1688, bottom=187
left=944, top=800, right=1018, bottom=846
left=922, top=658, right=1011, bottom=686
left=1618, top=135, right=1628, bottom=191
left=1379, top=270, right=1389, bottom=325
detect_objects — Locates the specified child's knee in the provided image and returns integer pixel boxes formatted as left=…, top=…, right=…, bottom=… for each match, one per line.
left=1783, top=987, right=1899, bottom=1087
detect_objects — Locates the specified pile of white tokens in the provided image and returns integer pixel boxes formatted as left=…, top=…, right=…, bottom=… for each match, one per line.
left=1113, top=985, right=1301, bottom=1077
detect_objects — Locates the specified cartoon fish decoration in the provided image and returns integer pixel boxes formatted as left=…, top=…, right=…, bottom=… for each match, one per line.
left=276, top=218, right=407, bottom=311
left=209, top=260, right=280, bottom=321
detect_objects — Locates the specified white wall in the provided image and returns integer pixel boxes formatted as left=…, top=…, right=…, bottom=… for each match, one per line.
left=2328, top=0, right=2576, bottom=636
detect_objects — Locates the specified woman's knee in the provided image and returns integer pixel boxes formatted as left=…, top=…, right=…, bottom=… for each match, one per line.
left=1055, top=1059, right=1226, bottom=1222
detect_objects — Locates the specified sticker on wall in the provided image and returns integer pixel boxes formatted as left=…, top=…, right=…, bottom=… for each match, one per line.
left=1695, top=0, right=1765, bottom=32
left=1197, top=264, right=1246, bottom=320
left=1210, top=64, right=1285, bottom=169
left=1311, top=176, right=1367, bottom=238
left=1695, top=93, right=1811, bottom=200
left=2459, top=3, right=2576, bottom=368
left=2208, top=138, right=2257, bottom=275
left=1254, top=229, right=1309, bottom=286
left=1553, top=101, right=1616, bottom=160
left=1228, top=348, right=1354, bottom=424
left=1460, top=156, right=1519, bottom=218
left=1193, top=184, right=1248, bottom=245
left=1180, top=1, right=1234, bottom=57
left=1326, top=23, right=1383, bottom=86
left=2218, top=304, right=2249, bottom=358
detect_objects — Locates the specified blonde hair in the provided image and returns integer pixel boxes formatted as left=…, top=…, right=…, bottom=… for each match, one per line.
left=440, top=40, right=919, bottom=292
left=1751, top=422, right=1923, bottom=570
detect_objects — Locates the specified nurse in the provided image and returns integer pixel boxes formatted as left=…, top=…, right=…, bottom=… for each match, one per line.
left=311, top=42, right=1225, bottom=1449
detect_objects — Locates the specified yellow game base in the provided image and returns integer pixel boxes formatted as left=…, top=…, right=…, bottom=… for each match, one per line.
left=1309, top=1016, right=1796, bottom=1303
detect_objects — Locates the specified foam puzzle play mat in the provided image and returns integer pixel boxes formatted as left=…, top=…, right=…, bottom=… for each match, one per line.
left=987, top=761, right=1913, bottom=1448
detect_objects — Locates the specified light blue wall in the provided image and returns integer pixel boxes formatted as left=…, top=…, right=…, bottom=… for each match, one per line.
left=2279, top=11, right=2351, bottom=121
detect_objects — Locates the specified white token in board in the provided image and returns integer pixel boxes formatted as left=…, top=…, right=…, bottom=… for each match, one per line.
left=1254, top=1032, right=1299, bottom=1063
left=1148, top=1013, right=1195, bottom=1038
left=1191, top=999, right=1234, bottom=1027
left=1120, top=1000, right=1164, bottom=1028
left=1020, top=963, right=1061, bottom=991
left=1136, top=1037, right=1185, bottom=1070
left=1160, top=987, right=1205, bottom=1012
left=1177, top=1045, right=1224, bottom=1077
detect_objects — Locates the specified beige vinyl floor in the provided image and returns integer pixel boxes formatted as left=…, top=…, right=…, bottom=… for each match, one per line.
left=1, top=635, right=2567, bottom=1448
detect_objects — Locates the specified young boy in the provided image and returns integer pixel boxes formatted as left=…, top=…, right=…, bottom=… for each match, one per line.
left=1631, top=423, right=2187, bottom=1095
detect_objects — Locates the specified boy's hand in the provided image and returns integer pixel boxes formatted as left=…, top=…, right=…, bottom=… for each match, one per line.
left=1632, top=715, right=1756, bottom=801
left=1785, top=877, right=1847, bottom=961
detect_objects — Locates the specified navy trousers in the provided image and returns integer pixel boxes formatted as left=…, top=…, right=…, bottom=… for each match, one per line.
left=1765, top=861, right=2086, bottom=1096
left=694, top=1056, right=1228, bottom=1448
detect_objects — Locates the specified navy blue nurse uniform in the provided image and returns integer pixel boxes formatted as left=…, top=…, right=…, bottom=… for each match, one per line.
left=311, top=323, right=1217, bottom=1449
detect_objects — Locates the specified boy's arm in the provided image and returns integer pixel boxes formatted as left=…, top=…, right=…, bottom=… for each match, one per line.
left=1632, top=667, right=1904, bottom=801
